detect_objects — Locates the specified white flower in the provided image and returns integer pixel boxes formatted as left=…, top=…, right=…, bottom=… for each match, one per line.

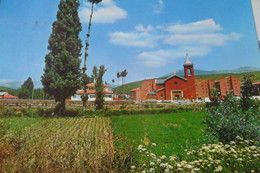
left=151, top=143, right=156, bottom=146
left=167, top=165, right=173, bottom=169
left=141, top=171, right=146, bottom=173
left=186, top=164, right=193, bottom=169
left=169, top=156, right=176, bottom=161
left=149, top=168, right=155, bottom=172
left=214, top=165, right=223, bottom=172
left=150, top=162, right=155, bottom=166
left=157, top=159, right=161, bottom=163
left=165, top=168, right=170, bottom=173
left=194, top=168, right=200, bottom=171
left=131, top=165, right=136, bottom=169
left=150, top=153, right=156, bottom=158
left=237, top=158, right=243, bottom=161
left=160, top=155, right=167, bottom=159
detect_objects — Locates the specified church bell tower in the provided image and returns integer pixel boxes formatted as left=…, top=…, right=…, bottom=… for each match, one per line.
left=183, top=53, right=195, bottom=79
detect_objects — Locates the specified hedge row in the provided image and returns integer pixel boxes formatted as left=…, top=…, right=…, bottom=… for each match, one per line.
left=0, top=105, right=204, bottom=118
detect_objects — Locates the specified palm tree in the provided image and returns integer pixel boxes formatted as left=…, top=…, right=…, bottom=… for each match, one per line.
left=120, top=69, right=128, bottom=99
left=82, top=0, right=103, bottom=110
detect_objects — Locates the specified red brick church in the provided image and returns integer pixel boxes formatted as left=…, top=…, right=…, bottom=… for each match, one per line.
left=130, top=55, right=241, bottom=100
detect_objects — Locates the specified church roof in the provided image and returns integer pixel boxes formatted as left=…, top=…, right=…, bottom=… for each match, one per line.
left=183, top=54, right=193, bottom=66
left=165, top=75, right=187, bottom=82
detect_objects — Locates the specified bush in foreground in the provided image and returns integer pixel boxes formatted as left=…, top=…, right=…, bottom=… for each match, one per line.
left=131, top=136, right=259, bottom=173
left=204, top=91, right=260, bottom=144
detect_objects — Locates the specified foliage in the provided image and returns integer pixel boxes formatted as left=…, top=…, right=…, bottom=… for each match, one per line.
left=89, top=0, right=102, bottom=4
left=94, top=65, right=107, bottom=110
left=41, top=0, right=82, bottom=116
left=18, top=77, right=34, bottom=99
left=240, top=74, right=256, bottom=111
left=132, top=137, right=260, bottom=173
left=204, top=91, right=260, bottom=144
left=0, top=87, right=19, bottom=96
left=0, top=106, right=202, bottom=118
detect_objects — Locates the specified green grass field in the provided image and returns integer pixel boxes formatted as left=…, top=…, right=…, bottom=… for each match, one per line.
left=111, top=111, right=207, bottom=157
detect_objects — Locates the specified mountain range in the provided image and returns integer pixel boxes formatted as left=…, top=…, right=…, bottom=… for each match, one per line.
left=162, top=66, right=260, bottom=78
left=0, top=66, right=260, bottom=89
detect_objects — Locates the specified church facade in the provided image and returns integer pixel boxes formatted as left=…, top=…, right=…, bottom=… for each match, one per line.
left=130, top=55, right=241, bottom=101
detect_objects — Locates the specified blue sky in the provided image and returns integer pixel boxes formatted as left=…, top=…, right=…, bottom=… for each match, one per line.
left=0, top=0, right=260, bottom=87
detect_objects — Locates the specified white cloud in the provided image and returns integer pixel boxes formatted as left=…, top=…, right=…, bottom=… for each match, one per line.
left=135, top=24, right=154, bottom=32
left=162, top=19, right=222, bottom=33
left=109, top=25, right=162, bottom=48
left=164, top=33, right=242, bottom=46
left=109, top=19, right=242, bottom=67
left=79, top=0, right=127, bottom=24
left=154, top=0, right=164, bottom=14
left=137, top=47, right=211, bottom=67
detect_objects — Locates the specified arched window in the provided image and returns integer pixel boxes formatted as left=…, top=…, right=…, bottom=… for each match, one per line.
left=187, top=69, right=192, bottom=76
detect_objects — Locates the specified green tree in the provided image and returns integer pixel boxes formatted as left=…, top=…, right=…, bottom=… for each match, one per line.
left=41, top=0, right=82, bottom=116
left=82, top=0, right=102, bottom=110
left=94, top=65, right=106, bottom=110
left=91, top=66, right=98, bottom=83
left=19, top=77, right=34, bottom=99
left=240, top=74, right=255, bottom=111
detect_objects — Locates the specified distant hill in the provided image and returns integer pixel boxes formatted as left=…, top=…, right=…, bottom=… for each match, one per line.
left=0, top=81, right=22, bottom=89
left=0, top=81, right=42, bottom=89
left=163, top=66, right=260, bottom=78
left=0, top=86, right=19, bottom=96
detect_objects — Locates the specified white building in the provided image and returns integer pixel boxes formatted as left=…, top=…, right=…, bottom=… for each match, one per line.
left=71, top=83, right=113, bottom=101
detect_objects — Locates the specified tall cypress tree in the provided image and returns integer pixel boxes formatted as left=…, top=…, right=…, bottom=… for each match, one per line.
left=41, top=0, right=82, bottom=116
left=94, top=65, right=106, bottom=110
left=19, top=77, right=34, bottom=99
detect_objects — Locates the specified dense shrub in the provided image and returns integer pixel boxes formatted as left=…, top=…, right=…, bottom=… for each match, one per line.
left=204, top=92, right=260, bottom=144
left=0, top=106, right=201, bottom=118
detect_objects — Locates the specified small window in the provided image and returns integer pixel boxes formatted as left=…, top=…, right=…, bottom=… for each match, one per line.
left=174, top=82, right=178, bottom=85
left=161, top=94, right=163, bottom=98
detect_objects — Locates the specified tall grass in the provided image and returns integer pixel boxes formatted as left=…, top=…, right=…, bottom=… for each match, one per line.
left=0, top=117, right=132, bottom=172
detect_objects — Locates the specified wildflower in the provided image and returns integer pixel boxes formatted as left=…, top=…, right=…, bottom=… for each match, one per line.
left=165, top=168, right=170, bottom=173
left=142, top=163, right=146, bottom=167
left=194, top=168, right=200, bottom=172
left=141, top=171, right=146, bottom=173
left=237, top=158, right=243, bottom=161
left=249, top=146, right=256, bottom=150
left=151, top=143, right=156, bottom=146
left=149, top=168, right=155, bottom=172
left=142, top=148, right=147, bottom=152
left=160, top=155, right=167, bottom=159
left=150, top=153, right=156, bottom=158
left=167, top=165, right=173, bottom=169
left=150, top=162, right=155, bottom=166
left=186, top=164, right=193, bottom=169
left=214, top=165, right=223, bottom=172
left=137, top=145, right=143, bottom=150
left=131, top=165, right=136, bottom=169
left=169, top=156, right=176, bottom=161
left=157, top=159, right=161, bottom=163
left=176, top=163, right=182, bottom=167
